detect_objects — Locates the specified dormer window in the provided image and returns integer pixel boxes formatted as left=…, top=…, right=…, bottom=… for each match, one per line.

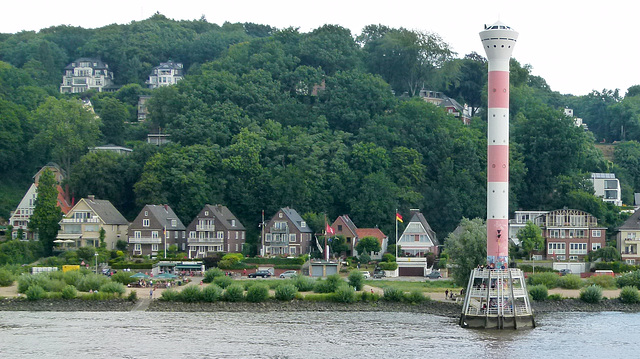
left=278, top=213, right=283, bottom=218
left=143, top=219, right=149, bottom=227
left=171, top=219, right=177, bottom=227
left=231, top=219, right=236, bottom=227
left=144, top=211, right=148, bottom=216
left=205, top=211, right=209, bottom=216
left=301, top=221, right=306, bottom=228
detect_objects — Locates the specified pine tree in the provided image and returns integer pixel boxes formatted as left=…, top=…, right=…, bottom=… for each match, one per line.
left=28, top=169, right=63, bottom=256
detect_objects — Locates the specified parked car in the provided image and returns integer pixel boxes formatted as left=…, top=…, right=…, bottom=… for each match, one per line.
left=426, top=271, right=442, bottom=279
left=373, top=271, right=386, bottom=279
left=361, top=271, right=371, bottom=278
left=558, top=269, right=572, bottom=276
left=279, top=270, right=297, bottom=278
left=248, top=270, right=272, bottom=278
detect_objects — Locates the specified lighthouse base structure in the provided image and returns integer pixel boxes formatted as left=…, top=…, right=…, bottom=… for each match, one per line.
left=459, top=268, right=535, bottom=329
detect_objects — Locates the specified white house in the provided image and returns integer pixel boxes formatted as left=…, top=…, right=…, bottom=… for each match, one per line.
left=147, top=61, right=184, bottom=89
left=590, top=173, right=622, bottom=206
left=60, top=58, right=114, bottom=94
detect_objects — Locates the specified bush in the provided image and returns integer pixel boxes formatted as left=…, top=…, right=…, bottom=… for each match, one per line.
left=180, top=285, right=203, bottom=303
left=18, top=274, right=48, bottom=293
left=586, top=275, right=616, bottom=289
left=110, top=271, right=135, bottom=285
left=616, top=270, right=640, bottom=289
left=528, top=284, right=548, bottom=301
left=223, top=284, right=245, bottom=302
left=76, top=274, right=109, bottom=292
left=378, top=262, right=398, bottom=271
left=99, top=282, right=126, bottom=296
left=293, top=276, right=315, bottom=292
left=547, top=293, right=563, bottom=301
left=43, top=279, right=67, bottom=293
left=246, top=284, right=269, bottom=302
left=348, top=270, right=364, bottom=291
left=63, top=270, right=83, bottom=286
left=61, top=285, right=77, bottom=299
left=580, top=285, right=603, bottom=303
left=358, top=291, right=380, bottom=302
left=517, top=264, right=556, bottom=273
left=203, top=268, right=225, bottom=283
left=160, top=288, right=181, bottom=301
left=333, top=286, right=356, bottom=303
left=619, top=286, right=640, bottom=304
left=0, top=269, right=15, bottom=286
left=79, top=291, right=115, bottom=300
left=127, top=290, right=138, bottom=302
left=527, top=272, right=558, bottom=289
left=213, top=276, right=233, bottom=289
left=314, top=274, right=343, bottom=293
left=406, top=290, right=427, bottom=304
left=557, top=274, right=583, bottom=289
left=274, top=284, right=298, bottom=301
left=303, top=293, right=335, bottom=301
left=383, top=287, right=405, bottom=302
left=202, top=284, right=223, bottom=302
left=382, top=253, right=396, bottom=262
left=26, top=285, right=47, bottom=300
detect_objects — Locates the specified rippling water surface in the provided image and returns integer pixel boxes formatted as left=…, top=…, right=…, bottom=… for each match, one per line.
left=0, top=310, right=638, bottom=358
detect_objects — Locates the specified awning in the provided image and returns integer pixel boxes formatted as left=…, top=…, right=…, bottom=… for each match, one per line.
left=175, top=264, right=202, bottom=269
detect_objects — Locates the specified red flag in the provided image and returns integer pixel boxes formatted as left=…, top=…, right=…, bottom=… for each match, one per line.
left=396, top=212, right=403, bottom=223
left=326, top=223, right=335, bottom=235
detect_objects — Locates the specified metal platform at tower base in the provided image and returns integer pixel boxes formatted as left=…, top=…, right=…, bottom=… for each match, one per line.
left=459, top=268, right=535, bottom=329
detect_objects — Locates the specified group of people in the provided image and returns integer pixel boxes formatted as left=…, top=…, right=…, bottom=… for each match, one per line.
left=444, top=288, right=464, bottom=300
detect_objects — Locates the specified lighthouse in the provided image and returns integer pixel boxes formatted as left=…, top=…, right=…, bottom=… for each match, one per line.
left=459, top=21, right=534, bottom=329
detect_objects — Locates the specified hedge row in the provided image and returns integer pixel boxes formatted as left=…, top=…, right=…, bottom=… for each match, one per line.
left=244, top=257, right=306, bottom=265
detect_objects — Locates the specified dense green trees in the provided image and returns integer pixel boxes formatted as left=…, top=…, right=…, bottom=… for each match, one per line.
left=27, top=169, right=62, bottom=256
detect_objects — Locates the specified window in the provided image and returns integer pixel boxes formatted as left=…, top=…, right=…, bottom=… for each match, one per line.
left=592, top=230, right=602, bottom=238
left=569, top=255, right=578, bottom=261
left=189, top=231, right=196, bottom=239
left=242, top=232, right=245, bottom=240
left=151, top=231, right=159, bottom=239
left=152, top=244, right=159, bottom=252
left=547, top=242, right=566, bottom=254
left=549, top=230, right=560, bottom=238
left=231, top=219, right=236, bottom=227
left=235, top=244, right=238, bottom=252
left=301, top=221, right=306, bottom=228
left=592, top=243, right=602, bottom=251
left=235, top=232, right=238, bottom=239
left=217, top=231, right=224, bottom=239
left=290, top=247, right=296, bottom=255
left=171, top=219, right=177, bottom=227
left=144, top=211, right=148, bottom=216
left=143, top=219, right=149, bottom=227
left=134, top=231, right=141, bottom=239
left=289, top=233, right=296, bottom=242
left=265, top=233, right=272, bottom=242
left=569, top=243, right=587, bottom=255
left=338, top=225, right=343, bottom=231
left=134, top=244, right=141, bottom=251
left=278, top=213, right=283, bottom=218
left=204, top=211, right=209, bottom=216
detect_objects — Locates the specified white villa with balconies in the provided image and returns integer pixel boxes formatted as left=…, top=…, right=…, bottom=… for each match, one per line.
left=60, top=58, right=114, bottom=94
left=146, top=61, right=184, bottom=89
left=56, top=196, right=128, bottom=250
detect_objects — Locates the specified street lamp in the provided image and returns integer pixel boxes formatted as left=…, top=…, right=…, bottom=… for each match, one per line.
left=94, top=252, right=99, bottom=274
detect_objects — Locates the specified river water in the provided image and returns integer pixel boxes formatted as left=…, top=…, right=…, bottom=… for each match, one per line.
left=1, top=310, right=638, bottom=358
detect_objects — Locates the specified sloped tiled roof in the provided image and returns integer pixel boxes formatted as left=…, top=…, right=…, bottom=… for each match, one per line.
left=205, top=204, right=245, bottom=230
left=146, top=204, right=185, bottom=230
left=618, top=208, right=640, bottom=231
left=282, top=207, right=313, bottom=233
left=356, top=228, right=387, bottom=245
left=333, top=215, right=358, bottom=236
left=407, top=212, right=439, bottom=246
left=84, top=198, right=128, bottom=225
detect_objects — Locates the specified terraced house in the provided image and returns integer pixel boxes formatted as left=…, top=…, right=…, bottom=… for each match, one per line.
left=617, top=208, right=640, bottom=265
left=186, top=204, right=246, bottom=258
left=263, top=207, right=312, bottom=256
left=128, top=204, right=186, bottom=257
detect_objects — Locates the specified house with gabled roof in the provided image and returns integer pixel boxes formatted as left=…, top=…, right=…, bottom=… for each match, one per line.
left=397, top=209, right=439, bottom=257
left=330, top=215, right=359, bottom=256
left=354, top=228, right=389, bottom=260
left=56, top=195, right=128, bottom=250
left=9, top=163, right=72, bottom=240
left=617, top=208, right=640, bottom=265
left=186, top=204, right=246, bottom=258
left=262, top=207, right=313, bottom=256
left=128, top=204, right=186, bottom=257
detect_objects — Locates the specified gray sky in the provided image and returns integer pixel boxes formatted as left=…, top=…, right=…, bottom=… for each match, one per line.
left=2, top=0, right=638, bottom=97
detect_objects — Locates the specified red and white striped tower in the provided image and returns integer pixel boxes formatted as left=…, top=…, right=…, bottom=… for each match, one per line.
left=480, top=22, right=518, bottom=268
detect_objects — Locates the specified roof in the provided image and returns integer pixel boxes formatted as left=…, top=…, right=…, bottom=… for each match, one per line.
left=204, top=204, right=245, bottom=230
left=281, top=207, right=313, bottom=233
left=356, top=228, right=387, bottom=244
left=64, top=58, right=109, bottom=70
left=407, top=212, right=439, bottom=246
left=618, top=208, right=640, bottom=231
left=333, top=215, right=358, bottom=236
left=591, top=173, right=617, bottom=179
left=84, top=198, right=128, bottom=225
left=146, top=204, right=186, bottom=230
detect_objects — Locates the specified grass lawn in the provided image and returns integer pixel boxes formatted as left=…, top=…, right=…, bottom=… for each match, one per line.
left=364, top=279, right=460, bottom=293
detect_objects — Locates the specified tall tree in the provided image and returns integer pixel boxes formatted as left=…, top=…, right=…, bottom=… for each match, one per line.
left=28, top=169, right=62, bottom=257
left=516, top=221, right=545, bottom=258
left=445, top=218, right=486, bottom=286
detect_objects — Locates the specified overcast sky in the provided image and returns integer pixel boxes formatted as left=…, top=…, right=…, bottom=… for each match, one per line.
left=2, top=0, right=638, bottom=97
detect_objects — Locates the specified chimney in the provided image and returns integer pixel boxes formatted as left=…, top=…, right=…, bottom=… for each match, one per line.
left=88, top=195, right=95, bottom=201
left=164, top=204, right=168, bottom=212
left=409, top=208, right=420, bottom=216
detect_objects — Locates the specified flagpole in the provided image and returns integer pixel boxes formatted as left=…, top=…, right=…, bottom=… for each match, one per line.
left=395, top=209, right=398, bottom=259
left=164, top=225, right=167, bottom=258
left=261, top=210, right=265, bottom=257
left=324, top=213, right=328, bottom=261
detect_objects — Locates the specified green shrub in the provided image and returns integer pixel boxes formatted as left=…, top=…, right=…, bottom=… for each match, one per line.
left=26, top=285, right=47, bottom=300
left=616, top=270, right=640, bottom=289
left=246, top=284, right=269, bottom=302
left=202, top=284, right=223, bottom=302
left=127, top=290, right=138, bottom=302
left=383, top=287, right=405, bottom=302
left=580, top=285, right=603, bottom=303
left=99, top=282, right=126, bottom=296
left=76, top=274, right=109, bottom=292
left=223, top=284, right=245, bottom=302
left=528, top=284, right=548, bottom=301
left=45, top=279, right=68, bottom=292
left=160, top=288, right=181, bottom=301
left=348, top=270, right=364, bottom=291
left=293, top=276, right=315, bottom=292
left=547, top=293, right=563, bottom=301
left=557, top=274, right=583, bottom=289
left=47, top=292, right=63, bottom=299
left=180, top=285, right=203, bottom=302
left=586, top=275, right=616, bottom=289
left=63, top=270, right=83, bottom=286
left=358, top=291, right=380, bottom=302
left=214, top=276, right=233, bottom=289
left=406, top=290, right=427, bottom=304
left=47, top=270, right=64, bottom=281
left=79, top=291, right=115, bottom=300
left=203, top=268, right=225, bottom=283
left=61, top=285, right=77, bottom=299
left=0, top=269, right=16, bottom=286
left=518, top=265, right=556, bottom=273
left=314, top=274, right=342, bottom=293
left=303, top=293, right=335, bottom=301
left=110, top=271, right=135, bottom=285
left=527, top=272, right=558, bottom=289
left=619, top=286, right=640, bottom=304
left=378, top=262, right=398, bottom=271
left=18, top=274, right=47, bottom=293
left=274, top=284, right=298, bottom=301
left=333, top=286, right=356, bottom=303
left=382, top=253, right=396, bottom=262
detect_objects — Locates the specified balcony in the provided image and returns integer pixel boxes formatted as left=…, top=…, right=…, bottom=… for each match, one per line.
left=128, top=237, right=162, bottom=244
left=187, top=237, right=223, bottom=244
left=270, top=225, right=289, bottom=234
left=62, top=217, right=100, bottom=224
left=196, top=225, right=215, bottom=232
